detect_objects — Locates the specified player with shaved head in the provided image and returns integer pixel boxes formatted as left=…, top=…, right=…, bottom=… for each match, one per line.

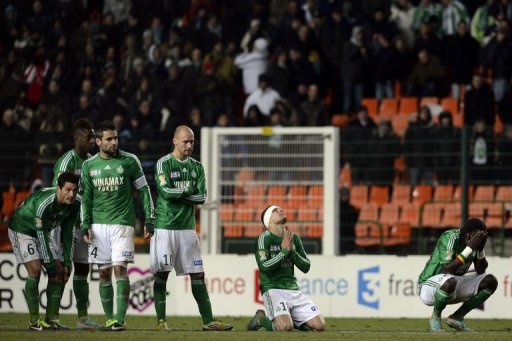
left=150, top=125, right=233, bottom=331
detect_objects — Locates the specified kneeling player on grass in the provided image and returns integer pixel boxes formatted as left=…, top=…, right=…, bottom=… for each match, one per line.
left=8, top=172, right=81, bottom=330
left=247, top=205, right=326, bottom=332
left=418, top=218, right=498, bottom=332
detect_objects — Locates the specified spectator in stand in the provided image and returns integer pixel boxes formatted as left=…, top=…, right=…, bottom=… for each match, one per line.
left=368, top=7, right=398, bottom=42
left=464, top=74, right=496, bottom=128
left=404, top=105, right=437, bottom=187
left=160, top=64, right=185, bottom=121
left=244, top=104, right=267, bottom=127
left=299, top=83, right=328, bottom=126
left=440, top=0, right=470, bottom=37
left=390, top=0, right=416, bottom=48
left=243, top=74, right=281, bottom=119
left=195, top=61, right=225, bottom=127
left=366, top=120, right=402, bottom=185
left=71, top=95, right=100, bottom=123
left=412, top=0, right=443, bottom=34
left=443, top=20, right=480, bottom=100
left=370, top=33, right=399, bottom=100
left=234, top=37, right=269, bottom=95
left=496, top=124, right=512, bottom=183
left=24, top=48, right=50, bottom=108
left=470, top=119, right=496, bottom=184
left=414, top=21, right=443, bottom=60
left=435, top=111, right=461, bottom=184
left=344, top=105, right=376, bottom=184
left=392, top=36, right=414, bottom=92
left=482, top=27, right=512, bottom=106
left=406, top=48, right=445, bottom=98
left=339, top=187, right=359, bottom=254
left=341, top=26, right=369, bottom=115
left=0, top=109, right=27, bottom=191
left=471, top=0, right=500, bottom=46
left=267, top=47, right=291, bottom=98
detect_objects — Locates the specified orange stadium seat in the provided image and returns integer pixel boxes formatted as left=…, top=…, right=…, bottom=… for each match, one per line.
left=14, top=190, right=30, bottom=208
left=234, top=208, right=255, bottom=222
left=331, top=114, right=351, bottom=127
left=496, top=186, right=512, bottom=201
left=454, top=184, right=474, bottom=201
left=267, top=186, right=287, bottom=207
left=383, top=222, right=411, bottom=246
left=433, top=185, right=454, bottom=201
left=391, top=114, right=409, bottom=137
left=440, top=202, right=461, bottom=227
left=380, top=203, right=400, bottom=225
left=1, top=191, right=15, bottom=221
left=307, top=186, right=323, bottom=208
left=358, top=203, right=379, bottom=221
left=369, top=186, right=390, bottom=206
left=473, top=185, right=495, bottom=202
left=412, top=185, right=433, bottom=205
left=400, top=203, right=420, bottom=227
left=486, top=203, right=505, bottom=228
left=223, top=225, right=243, bottom=238
left=440, top=97, right=459, bottom=115
left=469, top=203, right=486, bottom=220
left=244, top=225, right=265, bottom=237
left=287, top=186, right=308, bottom=208
left=355, top=221, right=383, bottom=247
left=245, top=186, right=267, bottom=206
left=349, top=185, right=368, bottom=209
left=399, top=97, right=418, bottom=116
left=219, top=204, right=235, bottom=222
left=379, top=98, right=399, bottom=118
left=391, top=185, right=411, bottom=204
left=421, top=203, right=442, bottom=227
left=362, top=98, right=378, bottom=117
left=297, top=209, right=318, bottom=222
left=419, top=97, right=439, bottom=106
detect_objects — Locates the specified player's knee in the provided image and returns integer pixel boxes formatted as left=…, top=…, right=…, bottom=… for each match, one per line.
left=274, top=319, right=293, bottom=331
left=74, top=263, right=89, bottom=276
left=309, top=316, right=326, bottom=332
left=441, top=277, right=457, bottom=293
left=480, top=274, right=498, bottom=292
left=190, top=272, right=205, bottom=281
left=98, top=268, right=112, bottom=281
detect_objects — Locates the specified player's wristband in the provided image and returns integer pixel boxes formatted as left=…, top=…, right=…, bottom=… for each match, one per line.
left=456, top=246, right=473, bottom=264
left=477, top=250, right=486, bottom=259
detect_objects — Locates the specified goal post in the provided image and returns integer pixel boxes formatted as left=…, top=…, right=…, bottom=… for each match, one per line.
left=200, top=126, right=340, bottom=256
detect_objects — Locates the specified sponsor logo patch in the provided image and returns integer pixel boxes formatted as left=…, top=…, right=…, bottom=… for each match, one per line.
left=193, top=260, right=203, bottom=266
left=270, top=245, right=280, bottom=252
left=170, top=171, right=180, bottom=179
left=90, top=169, right=101, bottom=176
left=122, top=251, right=133, bottom=257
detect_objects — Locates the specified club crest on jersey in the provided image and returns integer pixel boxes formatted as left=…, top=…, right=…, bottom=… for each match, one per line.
left=270, top=245, right=280, bottom=251
left=259, top=250, right=267, bottom=261
left=117, top=166, right=124, bottom=174
left=170, top=171, right=180, bottom=179
left=191, top=170, right=197, bottom=178
left=90, top=169, right=101, bottom=176
left=158, top=175, right=167, bottom=185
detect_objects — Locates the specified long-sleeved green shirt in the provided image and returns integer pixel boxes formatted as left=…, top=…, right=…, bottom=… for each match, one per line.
left=80, top=150, right=154, bottom=230
left=255, top=230, right=311, bottom=294
left=154, top=154, right=206, bottom=229
left=9, top=187, right=79, bottom=269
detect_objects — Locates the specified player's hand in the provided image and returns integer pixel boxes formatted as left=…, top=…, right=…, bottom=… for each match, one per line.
left=475, top=231, right=488, bottom=251
left=144, top=225, right=153, bottom=239
left=467, top=230, right=486, bottom=250
left=82, top=228, right=93, bottom=244
left=281, top=227, right=293, bottom=251
left=63, top=266, right=71, bottom=283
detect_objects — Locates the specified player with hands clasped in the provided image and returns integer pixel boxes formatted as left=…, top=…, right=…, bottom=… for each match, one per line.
left=80, top=121, right=155, bottom=331
left=8, top=172, right=81, bottom=331
left=247, top=205, right=325, bottom=332
left=418, top=218, right=497, bottom=333
left=150, top=125, right=232, bottom=331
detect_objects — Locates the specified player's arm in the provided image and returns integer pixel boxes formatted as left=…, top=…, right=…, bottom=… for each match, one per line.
left=183, top=165, right=206, bottom=205
left=131, top=156, right=155, bottom=228
left=256, top=235, right=288, bottom=273
left=60, top=206, right=77, bottom=274
left=80, top=163, right=93, bottom=237
left=289, top=235, right=311, bottom=273
left=35, top=212, right=58, bottom=279
left=154, top=159, right=187, bottom=200
left=442, top=231, right=486, bottom=274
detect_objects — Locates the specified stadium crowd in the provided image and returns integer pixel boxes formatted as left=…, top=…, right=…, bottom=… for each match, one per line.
left=1, top=0, right=512, bottom=192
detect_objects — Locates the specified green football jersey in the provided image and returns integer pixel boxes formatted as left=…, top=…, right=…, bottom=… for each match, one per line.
left=52, top=149, right=90, bottom=186
left=9, top=187, right=79, bottom=268
left=418, top=229, right=476, bottom=284
left=80, top=150, right=154, bottom=230
left=154, top=154, right=206, bottom=230
left=255, top=230, right=311, bottom=294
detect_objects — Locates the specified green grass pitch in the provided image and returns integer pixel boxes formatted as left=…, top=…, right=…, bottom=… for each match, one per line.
left=0, top=314, right=511, bottom=340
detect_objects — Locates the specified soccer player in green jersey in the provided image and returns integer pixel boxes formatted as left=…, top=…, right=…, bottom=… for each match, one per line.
left=8, top=172, right=81, bottom=331
left=80, top=121, right=155, bottom=331
left=418, top=218, right=497, bottom=332
left=247, top=205, right=326, bottom=332
left=150, top=125, right=233, bottom=331
left=51, top=118, right=100, bottom=330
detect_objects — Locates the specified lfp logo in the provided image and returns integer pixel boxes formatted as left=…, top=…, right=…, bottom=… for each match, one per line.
left=358, top=266, right=380, bottom=310
left=128, top=267, right=155, bottom=312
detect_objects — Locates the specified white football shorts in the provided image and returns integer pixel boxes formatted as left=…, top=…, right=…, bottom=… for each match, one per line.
left=262, top=288, right=321, bottom=327
left=419, top=272, right=488, bottom=305
left=88, top=224, right=134, bottom=264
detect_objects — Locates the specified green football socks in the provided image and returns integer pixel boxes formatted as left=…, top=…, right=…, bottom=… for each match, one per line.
left=73, top=275, right=89, bottom=318
left=452, top=289, right=493, bottom=319
left=433, top=288, right=453, bottom=317
left=154, top=276, right=167, bottom=321
left=25, top=277, right=40, bottom=324
left=260, top=316, right=275, bottom=331
left=191, top=279, right=213, bottom=325
left=116, top=277, right=130, bottom=324
left=45, top=280, right=63, bottom=321
left=99, top=280, right=114, bottom=320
